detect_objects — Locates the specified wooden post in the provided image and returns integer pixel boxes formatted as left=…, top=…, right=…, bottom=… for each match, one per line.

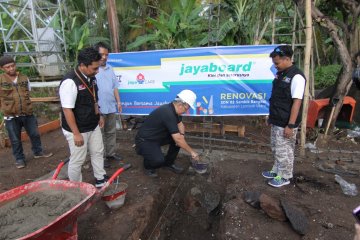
left=271, top=9, right=276, bottom=44
left=106, top=0, right=120, bottom=52
left=300, top=0, right=312, bottom=156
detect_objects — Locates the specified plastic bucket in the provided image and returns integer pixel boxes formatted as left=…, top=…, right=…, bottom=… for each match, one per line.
left=102, top=182, right=128, bottom=209
left=191, top=160, right=209, bottom=174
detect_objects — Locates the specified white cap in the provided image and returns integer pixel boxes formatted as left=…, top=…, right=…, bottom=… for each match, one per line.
left=176, top=89, right=197, bottom=109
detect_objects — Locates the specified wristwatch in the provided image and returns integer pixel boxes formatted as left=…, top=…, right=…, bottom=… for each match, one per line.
left=287, top=123, right=296, bottom=129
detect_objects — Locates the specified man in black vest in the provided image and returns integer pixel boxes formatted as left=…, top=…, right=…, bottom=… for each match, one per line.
left=59, top=47, right=107, bottom=187
left=262, top=45, right=306, bottom=188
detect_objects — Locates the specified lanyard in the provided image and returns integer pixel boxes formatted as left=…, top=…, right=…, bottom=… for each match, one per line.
left=74, top=68, right=97, bottom=103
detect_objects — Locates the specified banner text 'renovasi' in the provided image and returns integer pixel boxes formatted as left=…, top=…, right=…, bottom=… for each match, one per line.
left=220, top=92, right=266, bottom=100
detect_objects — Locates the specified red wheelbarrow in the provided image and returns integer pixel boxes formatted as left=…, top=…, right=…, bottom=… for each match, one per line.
left=0, top=161, right=131, bottom=240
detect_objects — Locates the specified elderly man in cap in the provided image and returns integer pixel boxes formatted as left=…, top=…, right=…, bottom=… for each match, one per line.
left=0, top=56, right=53, bottom=168
left=135, top=89, right=200, bottom=177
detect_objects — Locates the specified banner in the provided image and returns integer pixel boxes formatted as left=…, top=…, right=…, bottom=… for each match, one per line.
left=108, top=45, right=278, bottom=116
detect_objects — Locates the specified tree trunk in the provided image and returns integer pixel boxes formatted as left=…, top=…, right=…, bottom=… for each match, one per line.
left=294, top=0, right=359, bottom=129
left=106, top=0, right=120, bottom=52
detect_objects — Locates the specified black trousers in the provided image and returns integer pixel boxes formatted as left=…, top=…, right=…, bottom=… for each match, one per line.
left=135, top=137, right=180, bottom=170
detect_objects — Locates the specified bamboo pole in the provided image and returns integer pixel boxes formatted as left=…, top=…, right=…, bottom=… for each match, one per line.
left=300, top=0, right=312, bottom=156
left=271, top=9, right=276, bottom=44
left=106, top=0, right=120, bottom=52
left=291, top=5, right=297, bottom=51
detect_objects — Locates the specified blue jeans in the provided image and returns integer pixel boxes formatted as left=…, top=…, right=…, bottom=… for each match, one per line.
left=5, top=115, right=43, bottom=162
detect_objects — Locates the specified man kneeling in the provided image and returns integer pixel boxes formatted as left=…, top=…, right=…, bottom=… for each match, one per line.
left=135, top=90, right=199, bottom=177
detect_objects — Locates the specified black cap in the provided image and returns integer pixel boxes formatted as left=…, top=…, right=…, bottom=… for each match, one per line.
left=270, top=45, right=293, bottom=58
left=0, top=56, right=15, bottom=67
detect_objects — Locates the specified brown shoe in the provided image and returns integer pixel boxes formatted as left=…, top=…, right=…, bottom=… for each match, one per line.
left=34, top=152, right=53, bottom=159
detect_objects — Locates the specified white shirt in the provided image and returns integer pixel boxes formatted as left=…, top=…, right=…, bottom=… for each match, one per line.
left=59, top=71, right=89, bottom=108
left=59, top=79, right=78, bottom=108
left=291, top=74, right=305, bottom=99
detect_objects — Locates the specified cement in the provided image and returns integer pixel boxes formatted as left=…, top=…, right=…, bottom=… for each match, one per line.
left=0, top=189, right=86, bottom=240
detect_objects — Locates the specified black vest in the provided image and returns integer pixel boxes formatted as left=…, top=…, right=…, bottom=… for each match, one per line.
left=60, top=68, right=100, bottom=133
left=269, top=65, right=306, bottom=128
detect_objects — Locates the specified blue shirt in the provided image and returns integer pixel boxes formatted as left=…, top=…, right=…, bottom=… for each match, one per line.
left=96, top=65, right=119, bottom=114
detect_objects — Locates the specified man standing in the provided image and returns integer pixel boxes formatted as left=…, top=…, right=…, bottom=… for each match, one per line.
left=135, top=90, right=199, bottom=177
left=262, top=45, right=306, bottom=188
left=94, top=42, right=122, bottom=168
left=59, top=47, right=107, bottom=187
left=0, top=56, right=53, bottom=169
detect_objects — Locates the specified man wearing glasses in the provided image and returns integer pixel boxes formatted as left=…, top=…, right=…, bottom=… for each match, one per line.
left=262, top=45, right=306, bottom=187
left=135, top=89, right=200, bottom=177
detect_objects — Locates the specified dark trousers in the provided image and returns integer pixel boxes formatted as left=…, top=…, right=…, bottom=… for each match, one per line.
left=135, top=137, right=180, bottom=170
left=5, top=115, right=43, bottom=162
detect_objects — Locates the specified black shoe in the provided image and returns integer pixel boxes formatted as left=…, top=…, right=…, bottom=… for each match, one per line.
left=95, top=175, right=109, bottom=188
left=107, top=154, right=123, bottom=161
left=15, top=160, right=26, bottom=169
left=104, top=159, right=110, bottom=168
left=144, top=169, right=158, bottom=177
left=165, top=164, right=183, bottom=174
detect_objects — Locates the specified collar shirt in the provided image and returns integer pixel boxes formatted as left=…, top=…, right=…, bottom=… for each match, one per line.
left=96, top=64, right=119, bottom=114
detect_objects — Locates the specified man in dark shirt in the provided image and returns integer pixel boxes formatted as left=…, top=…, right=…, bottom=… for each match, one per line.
left=135, top=90, right=199, bottom=177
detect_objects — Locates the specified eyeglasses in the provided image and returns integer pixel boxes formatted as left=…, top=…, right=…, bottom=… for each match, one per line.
left=182, top=103, right=190, bottom=111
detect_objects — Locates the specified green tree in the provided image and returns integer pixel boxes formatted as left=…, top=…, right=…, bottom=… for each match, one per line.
left=126, top=0, right=208, bottom=50
left=63, top=0, right=109, bottom=61
left=295, top=0, right=360, bottom=128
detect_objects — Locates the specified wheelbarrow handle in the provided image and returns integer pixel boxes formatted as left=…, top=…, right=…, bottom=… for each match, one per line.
left=97, top=163, right=132, bottom=195
left=52, top=158, right=70, bottom=180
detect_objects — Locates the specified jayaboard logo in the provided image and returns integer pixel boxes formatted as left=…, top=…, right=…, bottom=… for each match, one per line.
left=179, top=62, right=253, bottom=76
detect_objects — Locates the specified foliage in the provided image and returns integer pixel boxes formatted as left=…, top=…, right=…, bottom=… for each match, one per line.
left=63, top=0, right=110, bottom=62
left=126, top=0, right=208, bottom=50
left=314, top=64, right=342, bottom=89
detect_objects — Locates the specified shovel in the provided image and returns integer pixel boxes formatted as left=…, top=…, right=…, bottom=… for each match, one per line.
left=316, top=98, right=339, bottom=148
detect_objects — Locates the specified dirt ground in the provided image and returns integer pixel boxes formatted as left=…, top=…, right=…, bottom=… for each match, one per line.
left=0, top=117, right=360, bottom=240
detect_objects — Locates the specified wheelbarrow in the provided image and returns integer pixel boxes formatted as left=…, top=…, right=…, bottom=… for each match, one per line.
left=0, top=160, right=131, bottom=240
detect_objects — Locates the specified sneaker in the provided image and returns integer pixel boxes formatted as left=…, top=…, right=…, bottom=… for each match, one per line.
left=15, top=160, right=26, bottom=169
left=95, top=175, right=109, bottom=188
left=268, top=176, right=290, bottom=188
left=107, top=154, right=123, bottom=161
left=164, top=164, right=184, bottom=174
left=144, top=169, right=158, bottom=177
left=262, top=170, right=277, bottom=179
left=34, top=152, right=53, bottom=159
